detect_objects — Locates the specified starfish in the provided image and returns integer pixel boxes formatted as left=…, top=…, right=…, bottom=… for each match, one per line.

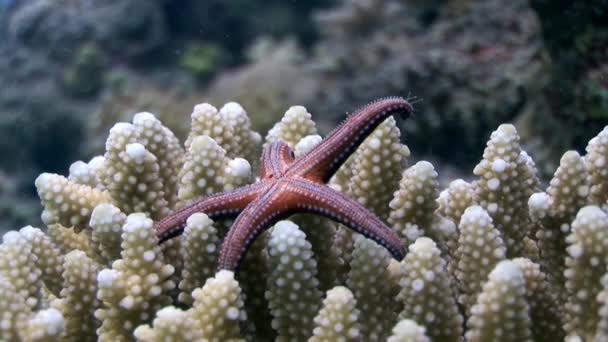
left=155, top=97, right=413, bottom=271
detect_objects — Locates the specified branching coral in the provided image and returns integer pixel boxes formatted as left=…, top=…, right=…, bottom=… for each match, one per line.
left=265, top=220, right=322, bottom=341
left=389, top=161, right=440, bottom=245
left=135, top=269, right=246, bottom=341
left=104, top=138, right=169, bottom=220
left=133, top=306, right=197, bottom=341
left=513, top=257, right=564, bottom=341
left=54, top=250, right=99, bottom=341
left=47, top=224, right=94, bottom=258
left=347, top=235, right=394, bottom=341
left=349, top=117, right=409, bottom=220
left=397, top=237, right=462, bottom=342
left=465, top=260, right=532, bottom=342
left=473, top=124, right=538, bottom=257
left=596, top=274, right=608, bottom=342
left=529, top=150, right=589, bottom=288
left=95, top=213, right=175, bottom=341
left=0, top=231, right=43, bottom=309
left=333, top=116, right=409, bottom=280
left=4, top=99, right=608, bottom=341
left=89, top=203, right=126, bottom=265
left=585, top=126, right=608, bottom=206
left=19, top=226, right=64, bottom=297
left=564, top=206, right=608, bottom=340
left=0, top=274, right=32, bottom=340
left=437, top=178, right=475, bottom=225
left=185, top=103, right=231, bottom=147
left=131, top=112, right=184, bottom=208
left=310, top=286, right=360, bottom=342
left=265, top=105, right=317, bottom=149
left=177, top=213, right=220, bottom=305
left=454, top=205, right=506, bottom=312
left=178, top=135, right=251, bottom=203
left=68, top=157, right=105, bottom=189
left=185, top=103, right=261, bottom=163
left=35, top=173, right=112, bottom=231
left=20, top=308, right=66, bottom=342
left=189, top=269, right=246, bottom=340
left=268, top=107, right=341, bottom=291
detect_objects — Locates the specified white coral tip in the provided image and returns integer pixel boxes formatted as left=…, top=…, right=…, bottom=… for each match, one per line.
left=392, top=319, right=427, bottom=338
left=561, top=150, right=581, bottom=163
left=126, top=143, right=147, bottom=161
left=285, top=105, right=308, bottom=116
left=156, top=306, right=184, bottom=319
left=576, top=205, right=605, bottom=220
left=91, top=203, right=119, bottom=221
left=69, top=160, right=89, bottom=175
left=489, top=260, right=523, bottom=284
left=327, top=286, right=354, bottom=302
left=410, top=237, right=436, bottom=254
left=120, top=296, right=135, bottom=309
left=491, top=159, right=507, bottom=172
left=528, top=192, right=550, bottom=210
left=567, top=244, right=583, bottom=259
left=463, top=205, right=486, bottom=218
left=34, top=173, right=53, bottom=188
left=273, top=220, right=299, bottom=234
left=215, top=269, right=235, bottom=280
left=221, top=102, right=245, bottom=116
left=496, top=124, right=517, bottom=136
left=35, top=308, right=65, bottom=335
left=110, top=122, right=133, bottom=134
left=88, top=156, right=105, bottom=169
left=226, top=307, right=240, bottom=320
left=19, top=225, right=40, bottom=239
left=192, top=103, right=218, bottom=117
left=2, top=231, right=22, bottom=244
left=123, top=213, right=150, bottom=233
left=191, top=135, right=217, bottom=149
left=451, top=178, right=468, bottom=187
left=228, top=158, right=251, bottom=179
left=295, top=135, right=323, bottom=157
left=186, top=213, right=213, bottom=227
left=133, top=112, right=157, bottom=124
left=97, top=269, right=119, bottom=287
left=415, top=160, right=435, bottom=173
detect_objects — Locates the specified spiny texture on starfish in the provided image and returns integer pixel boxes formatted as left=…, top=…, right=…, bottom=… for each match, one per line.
left=155, top=97, right=413, bottom=270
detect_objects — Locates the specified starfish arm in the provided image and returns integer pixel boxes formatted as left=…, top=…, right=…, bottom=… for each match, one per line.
left=218, top=183, right=298, bottom=270
left=289, top=97, right=413, bottom=182
left=287, top=179, right=406, bottom=261
left=218, top=184, right=299, bottom=270
left=259, top=141, right=295, bottom=178
left=154, top=181, right=267, bottom=242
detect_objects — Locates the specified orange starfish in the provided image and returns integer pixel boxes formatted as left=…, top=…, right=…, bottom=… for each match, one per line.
left=155, top=97, right=413, bottom=270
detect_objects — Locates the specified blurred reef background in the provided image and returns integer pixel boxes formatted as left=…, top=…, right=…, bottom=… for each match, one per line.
left=0, top=0, right=607, bottom=230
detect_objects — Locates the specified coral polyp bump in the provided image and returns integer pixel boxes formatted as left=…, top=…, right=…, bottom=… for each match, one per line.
left=1, top=97, right=608, bottom=341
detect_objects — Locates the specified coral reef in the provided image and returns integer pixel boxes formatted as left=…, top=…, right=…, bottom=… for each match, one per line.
left=2, top=99, right=608, bottom=341
left=3, top=0, right=606, bottom=233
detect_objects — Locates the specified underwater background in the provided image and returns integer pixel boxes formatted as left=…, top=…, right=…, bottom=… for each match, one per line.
left=0, top=0, right=607, bottom=232
left=2, top=1, right=608, bottom=341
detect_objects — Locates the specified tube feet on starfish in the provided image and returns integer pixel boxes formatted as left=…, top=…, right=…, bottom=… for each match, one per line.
left=154, top=97, right=414, bottom=271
